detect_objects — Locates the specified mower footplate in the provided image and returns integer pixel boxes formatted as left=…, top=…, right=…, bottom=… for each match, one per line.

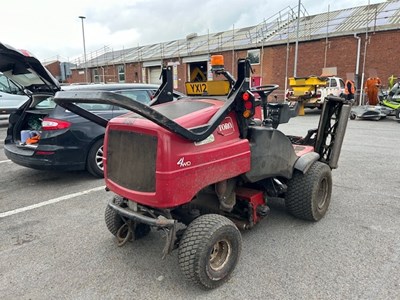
left=108, top=197, right=178, bottom=257
left=108, top=198, right=176, bottom=228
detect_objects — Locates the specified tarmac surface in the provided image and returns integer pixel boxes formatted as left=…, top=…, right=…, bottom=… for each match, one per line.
left=0, top=110, right=399, bottom=299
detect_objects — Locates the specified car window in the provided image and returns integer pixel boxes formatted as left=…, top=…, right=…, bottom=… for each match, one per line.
left=32, top=87, right=183, bottom=111
left=115, top=90, right=152, bottom=104
left=33, top=96, right=113, bottom=111
left=0, top=74, right=23, bottom=94
left=85, top=103, right=114, bottom=110
left=34, top=96, right=57, bottom=109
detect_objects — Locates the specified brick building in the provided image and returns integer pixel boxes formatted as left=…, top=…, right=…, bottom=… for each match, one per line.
left=62, top=1, right=400, bottom=100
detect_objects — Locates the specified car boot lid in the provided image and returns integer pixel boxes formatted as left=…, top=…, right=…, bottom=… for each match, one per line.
left=0, top=42, right=60, bottom=94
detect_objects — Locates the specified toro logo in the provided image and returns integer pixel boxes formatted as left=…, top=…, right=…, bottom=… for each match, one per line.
left=177, top=157, right=191, bottom=168
left=217, top=117, right=235, bottom=136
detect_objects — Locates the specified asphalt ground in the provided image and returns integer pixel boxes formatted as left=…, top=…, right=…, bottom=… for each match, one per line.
left=0, top=110, right=399, bottom=299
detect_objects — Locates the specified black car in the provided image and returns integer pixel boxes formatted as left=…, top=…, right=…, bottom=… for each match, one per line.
left=1, top=42, right=183, bottom=177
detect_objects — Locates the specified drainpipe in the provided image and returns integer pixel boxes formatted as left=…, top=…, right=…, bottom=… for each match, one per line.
left=359, top=0, right=370, bottom=106
left=101, top=66, right=105, bottom=83
left=354, top=33, right=361, bottom=103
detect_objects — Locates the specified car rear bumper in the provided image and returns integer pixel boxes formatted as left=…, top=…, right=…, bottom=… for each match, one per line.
left=4, top=143, right=86, bottom=171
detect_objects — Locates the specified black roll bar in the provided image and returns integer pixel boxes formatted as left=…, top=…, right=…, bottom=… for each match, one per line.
left=150, top=65, right=174, bottom=105
left=54, top=59, right=252, bottom=142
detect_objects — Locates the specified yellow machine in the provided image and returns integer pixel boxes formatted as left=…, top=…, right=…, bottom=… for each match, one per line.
left=288, top=76, right=327, bottom=115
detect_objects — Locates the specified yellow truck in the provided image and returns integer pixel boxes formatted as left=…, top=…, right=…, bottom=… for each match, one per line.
left=288, top=76, right=345, bottom=114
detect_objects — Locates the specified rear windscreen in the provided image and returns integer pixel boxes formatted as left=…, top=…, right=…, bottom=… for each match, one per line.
left=33, top=95, right=57, bottom=109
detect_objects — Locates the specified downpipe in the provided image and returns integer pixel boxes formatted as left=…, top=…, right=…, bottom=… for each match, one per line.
left=354, top=33, right=361, bottom=103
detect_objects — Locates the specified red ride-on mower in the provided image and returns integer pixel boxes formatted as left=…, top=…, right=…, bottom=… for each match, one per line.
left=54, top=55, right=351, bottom=289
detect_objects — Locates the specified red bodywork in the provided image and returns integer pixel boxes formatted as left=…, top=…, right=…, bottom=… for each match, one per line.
left=103, top=99, right=251, bottom=208
left=236, top=187, right=265, bottom=223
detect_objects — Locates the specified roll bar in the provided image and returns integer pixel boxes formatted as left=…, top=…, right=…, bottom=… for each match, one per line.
left=54, top=59, right=253, bottom=142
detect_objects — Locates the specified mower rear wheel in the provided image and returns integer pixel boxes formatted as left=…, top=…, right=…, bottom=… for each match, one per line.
left=285, top=161, right=332, bottom=221
left=395, top=109, right=400, bottom=120
left=105, top=196, right=150, bottom=239
left=178, top=214, right=242, bottom=289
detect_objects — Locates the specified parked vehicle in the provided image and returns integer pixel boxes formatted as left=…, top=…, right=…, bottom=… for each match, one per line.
left=350, top=86, right=400, bottom=121
left=288, top=76, right=345, bottom=109
left=0, top=42, right=184, bottom=177
left=0, top=73, right=29, bottom=114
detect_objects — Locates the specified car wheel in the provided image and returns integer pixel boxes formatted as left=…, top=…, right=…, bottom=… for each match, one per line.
left=87, top=138, right=104, bottom=177
left=178, top=214, right=242, bottom=289
left=285, top=161, right=332, bottom=221
left=350, top=113, right=356, bottom=120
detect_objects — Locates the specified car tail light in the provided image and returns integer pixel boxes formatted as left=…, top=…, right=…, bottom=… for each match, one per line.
left=41, top=118, right=71, bottom=131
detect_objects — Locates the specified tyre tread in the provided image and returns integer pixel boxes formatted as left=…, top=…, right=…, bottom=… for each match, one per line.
left=105, top=196, right=124, bottom=236
left=285, top=161, right=331, bottom=221
left=178, top=214, right=241, bottom=289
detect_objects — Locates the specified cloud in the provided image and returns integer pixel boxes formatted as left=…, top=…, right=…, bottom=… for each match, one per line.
left=2, top=0, right=384, bottom=61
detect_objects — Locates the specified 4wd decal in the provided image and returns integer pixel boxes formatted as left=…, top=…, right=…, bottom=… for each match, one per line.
left=217, top=117, right=235, bottom=136
left=177, top=157, right=191, bottom=167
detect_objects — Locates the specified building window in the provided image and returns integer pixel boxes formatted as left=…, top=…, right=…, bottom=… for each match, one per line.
left=118, top=65, right=125, bottom=82
left=93, top=69, right=100, bottom=83
left=247, top=49, right=260, bottom=65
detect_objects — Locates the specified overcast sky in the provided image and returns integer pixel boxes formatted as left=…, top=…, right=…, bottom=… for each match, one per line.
left=3, top=0, right=384, bottom=61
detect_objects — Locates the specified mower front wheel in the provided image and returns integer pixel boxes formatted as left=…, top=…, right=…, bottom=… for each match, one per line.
left=105, top=196, right=150, bottom=240
left=285, top=161, right=332, bottom=221
left=178, top=214, right=242, bottom=289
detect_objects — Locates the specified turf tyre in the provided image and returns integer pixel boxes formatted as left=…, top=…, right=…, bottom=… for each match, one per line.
left=285, top=161, right=332, bottom=221
left=178, top=214, right=242, bottom=289
left=395, top=109, right=400, bottom=120
left=105, top=196, right=150, bottom=239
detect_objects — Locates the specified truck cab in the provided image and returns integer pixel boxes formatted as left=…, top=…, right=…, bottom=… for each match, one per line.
left=288, top=75, right=345, bottom=110
left=318, top=77, right=345, bottom=103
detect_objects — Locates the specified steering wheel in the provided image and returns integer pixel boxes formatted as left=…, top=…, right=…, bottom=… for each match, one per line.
left=251, top=84, right=279, bottom=93
left=250, top=84, right=279, bottom=103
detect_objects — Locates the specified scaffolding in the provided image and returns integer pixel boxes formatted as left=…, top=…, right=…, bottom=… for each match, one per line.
left=68, top=1, right=400, bottom=74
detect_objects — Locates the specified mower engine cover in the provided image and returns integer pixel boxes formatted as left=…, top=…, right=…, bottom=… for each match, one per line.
left=104, top=98, right=251, bottom=208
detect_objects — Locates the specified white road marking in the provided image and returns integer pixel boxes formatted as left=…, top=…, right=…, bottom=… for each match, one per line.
left=0, top=159, right=11, bottom=164
left=0, top=186, right=105, bottom=218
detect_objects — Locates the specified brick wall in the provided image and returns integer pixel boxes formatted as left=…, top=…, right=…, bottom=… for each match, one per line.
left=44, top=61, right=61, bottom=81
left=65, top=29, right=400, bottom=97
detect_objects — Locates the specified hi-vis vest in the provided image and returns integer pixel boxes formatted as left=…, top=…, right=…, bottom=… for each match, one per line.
left=344, top=80, right=355, bottom=94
